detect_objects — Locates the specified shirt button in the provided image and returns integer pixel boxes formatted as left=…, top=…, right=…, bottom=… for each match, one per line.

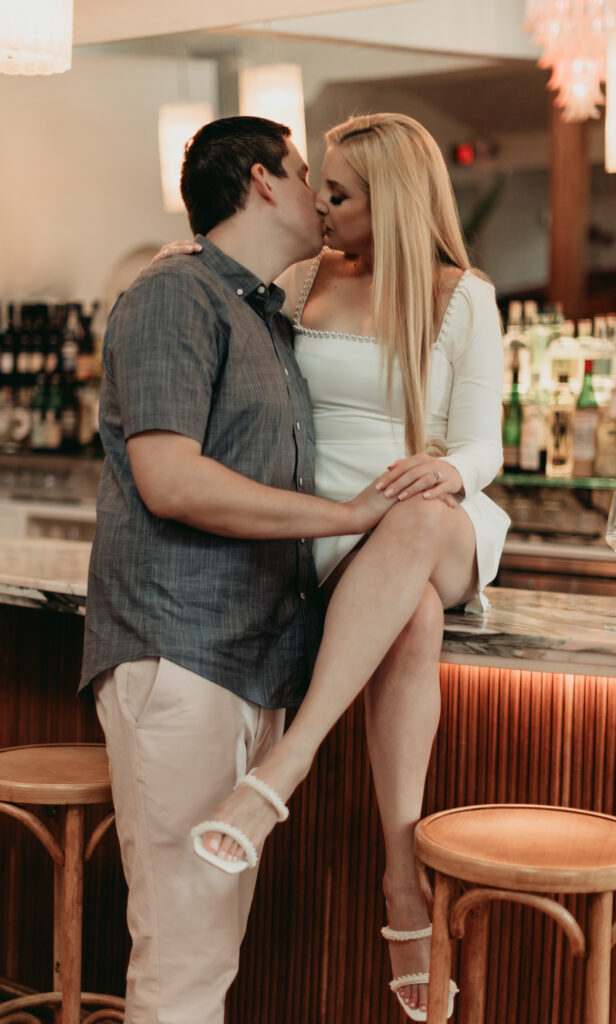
left=300, top=538, right=305, bottom=544
left=300, top=592, right=306, bottom=600
left=257, top=285, right=266, bottom=294
left=236, top=288, right=244, bottom=296
left=284, top=368, right=289, bottom=376
left=296, top=421, right=301, bottom=430
left=298, top=477, right=303, bottom=487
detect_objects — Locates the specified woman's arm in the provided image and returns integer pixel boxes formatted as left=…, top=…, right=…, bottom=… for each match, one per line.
left=439, top=275, right=504, bottom=497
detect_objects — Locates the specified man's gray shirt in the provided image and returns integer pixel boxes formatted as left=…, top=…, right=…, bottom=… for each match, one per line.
left=80, top=237, right=321, bottom=708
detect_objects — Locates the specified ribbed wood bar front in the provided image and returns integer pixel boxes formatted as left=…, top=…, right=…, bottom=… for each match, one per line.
left=0, top=600, right=615, bottom=1024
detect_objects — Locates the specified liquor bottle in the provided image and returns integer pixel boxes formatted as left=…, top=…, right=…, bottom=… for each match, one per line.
left=525, top=306, right=552, bottom=393
left=77, top=379, right=100, bottom=452
left=572, top=360, right=599, bottom=477
left=0, top=305, right=15, bottom=387
left=519, top=373, right=547, bottom=473
left=502, top=357, right=522, bottom=471
left=44, top=374, right=63, bottom=451
left=0, top=385, right=13, bottom=451
left=61, top=304, right=82, bottom=377
left=76, top=312, right=94, bottom=383
left=29, top=307, right=46, bottom=378
left=503, top=301, right=529, bottom=397
left=9, top=387, right=32, bottom=450
left=29, top=374, right=48, bottom=451
left=594, top=383, right=616, bottom=477
left=60, top=377, right=81, bottom=454
left=89, top=300, right=106, bottom=378
left=15, top=307, right=33, bottom=389
left=591, top=316, right=615, bottom=405
left=549, top=320, right=578, bottom=388
left=45, top=308, right=62, bottom=377
left=546, top=374, right=575, bottom=478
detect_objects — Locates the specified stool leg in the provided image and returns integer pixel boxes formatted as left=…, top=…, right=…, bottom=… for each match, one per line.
left=61, top=806, right=85, bottom=1024
left=583, top=891, right=613, bottom=1024
left=53, top=810, right=66, bottom=1024
left=427, top=872, right=455, bottom=1024
left=457, top=903, right=488, bottom=1024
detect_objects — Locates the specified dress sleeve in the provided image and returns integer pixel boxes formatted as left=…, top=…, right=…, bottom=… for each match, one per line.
left=439, top=276, right=504, bottom=498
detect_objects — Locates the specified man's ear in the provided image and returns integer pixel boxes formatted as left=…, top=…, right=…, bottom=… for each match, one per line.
left=250, top=163, right=275, bottom=202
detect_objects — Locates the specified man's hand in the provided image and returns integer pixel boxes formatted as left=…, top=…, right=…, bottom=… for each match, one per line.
left=344, top=481, right=396, bottom=534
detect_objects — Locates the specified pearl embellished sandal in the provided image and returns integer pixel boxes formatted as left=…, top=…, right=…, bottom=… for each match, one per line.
left=381, top=924, right=458, bottom=1022
left=190, top=768, right=289, bottom=874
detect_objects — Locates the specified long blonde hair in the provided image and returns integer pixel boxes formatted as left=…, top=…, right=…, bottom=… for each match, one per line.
left=325, top=113, right=470, bottom=456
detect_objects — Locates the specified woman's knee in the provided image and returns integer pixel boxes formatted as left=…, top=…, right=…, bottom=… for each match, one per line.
left=381, top=493, right=449, bottom=547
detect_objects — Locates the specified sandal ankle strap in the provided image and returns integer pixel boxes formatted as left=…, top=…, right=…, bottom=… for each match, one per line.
left=235, top=768, right=289, bottom=822
left=381, top=924, right=432, bottom=942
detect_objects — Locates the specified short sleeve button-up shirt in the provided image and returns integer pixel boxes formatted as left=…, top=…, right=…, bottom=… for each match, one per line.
left=80, top=237, right=321, bottom=709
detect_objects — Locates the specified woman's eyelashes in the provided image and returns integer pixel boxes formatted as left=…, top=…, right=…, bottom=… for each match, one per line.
left=329, top=194, right=346, bottom=206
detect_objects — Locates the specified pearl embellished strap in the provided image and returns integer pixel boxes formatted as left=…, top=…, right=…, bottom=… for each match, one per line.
left=293, top=249, right=325, bottom=327
left=293, top=246, right=378, bottom=345
left=390, top=974, right=459, bottom=996
left=381, top=925, right=432, bottom=942
left=190, top=820, right=258, bottom=868
left=236, top=768, right=290, bottom=822
left=434, top=268, right=471, bottom=349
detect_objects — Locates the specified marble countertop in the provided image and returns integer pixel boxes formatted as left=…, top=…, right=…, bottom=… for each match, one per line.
left=1, top=538, right=615, bottom=676
left=0, top=537, right=89, bottom=614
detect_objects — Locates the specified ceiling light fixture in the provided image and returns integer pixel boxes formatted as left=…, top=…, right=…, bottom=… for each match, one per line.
left=239, top=64, right=307, bottom=159
left=0, top=0, right=73, bottom=75
left=525, top=1, right=616, bottom=171
left=158, top=103, right=214, bottom=213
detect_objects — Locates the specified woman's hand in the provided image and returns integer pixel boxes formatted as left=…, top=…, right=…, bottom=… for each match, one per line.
left=151, top=240, right=202, bottom=264
left=375, top=454, right=463, bottom=508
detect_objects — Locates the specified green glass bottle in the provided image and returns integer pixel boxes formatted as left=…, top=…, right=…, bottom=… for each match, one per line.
left=572, top=359, right=598, bottom=477
left=502, top=365, right=522, bottom=472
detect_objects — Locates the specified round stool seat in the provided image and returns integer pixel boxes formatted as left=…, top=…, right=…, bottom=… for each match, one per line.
left=415, top=803, right=616, bottom=893
left=0, top=743, right=112, bottom=805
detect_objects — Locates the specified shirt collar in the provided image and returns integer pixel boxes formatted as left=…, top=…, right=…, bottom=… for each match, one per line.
left=195, top=234, right=285, bottom=318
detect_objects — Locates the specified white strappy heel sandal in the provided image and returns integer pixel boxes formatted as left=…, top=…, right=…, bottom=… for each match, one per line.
left=190, top=768, right=289, bottom=874
left=381, top=924, right=458, bottom=1022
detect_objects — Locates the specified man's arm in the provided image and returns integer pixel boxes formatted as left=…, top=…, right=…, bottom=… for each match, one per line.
left=128, top=431, right=392, bottom=539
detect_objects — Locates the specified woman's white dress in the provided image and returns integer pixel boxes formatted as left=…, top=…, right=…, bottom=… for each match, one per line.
left=293, top=255, right=511, bottom=613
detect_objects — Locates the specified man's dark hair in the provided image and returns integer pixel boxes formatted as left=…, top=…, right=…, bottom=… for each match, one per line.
left=180, top=116, right=291, bottom=235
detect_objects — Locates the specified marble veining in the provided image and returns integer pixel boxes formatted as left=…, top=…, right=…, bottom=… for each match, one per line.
left=1, top=538, right=615, bottom=674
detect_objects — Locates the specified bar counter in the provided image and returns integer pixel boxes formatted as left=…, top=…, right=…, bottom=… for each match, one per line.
left=0, top=537, right=615, bottom=1023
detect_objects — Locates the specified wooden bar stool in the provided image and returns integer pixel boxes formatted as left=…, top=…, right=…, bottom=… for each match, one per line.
left=0, top=744, right=125, bottom=1024
left=414, top=804, right=616, bottom=1024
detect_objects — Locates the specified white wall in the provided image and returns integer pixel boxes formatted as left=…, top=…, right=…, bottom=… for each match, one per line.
left=0, top=53, right=216, bottom=307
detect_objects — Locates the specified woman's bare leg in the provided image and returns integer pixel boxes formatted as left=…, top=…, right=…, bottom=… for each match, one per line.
left=364, top=582, right=443, bottom=1015
left=201, top=495, right=477, bottom=863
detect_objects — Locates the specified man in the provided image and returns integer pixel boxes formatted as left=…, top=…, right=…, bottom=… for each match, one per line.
left=80, top=116, right=389, bottom=1024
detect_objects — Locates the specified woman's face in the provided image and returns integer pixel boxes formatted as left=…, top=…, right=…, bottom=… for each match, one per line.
left=315, top=145, right=373, bottom=256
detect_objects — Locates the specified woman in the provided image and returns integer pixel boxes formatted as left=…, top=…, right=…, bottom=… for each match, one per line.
left=156, top=112, right=509, bottom=1021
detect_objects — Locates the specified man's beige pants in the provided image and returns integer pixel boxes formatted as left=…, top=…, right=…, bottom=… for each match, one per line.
left=94, top=657, right=285, bottom=1024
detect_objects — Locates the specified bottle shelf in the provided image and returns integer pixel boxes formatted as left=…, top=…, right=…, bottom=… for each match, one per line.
left=497, top=473, right=616, bottom=490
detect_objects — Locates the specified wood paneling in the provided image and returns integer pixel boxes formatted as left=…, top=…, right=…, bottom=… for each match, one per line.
left=548, top=100, right=591, bottom=320
left=0, top=605, right=614, bottom=1022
